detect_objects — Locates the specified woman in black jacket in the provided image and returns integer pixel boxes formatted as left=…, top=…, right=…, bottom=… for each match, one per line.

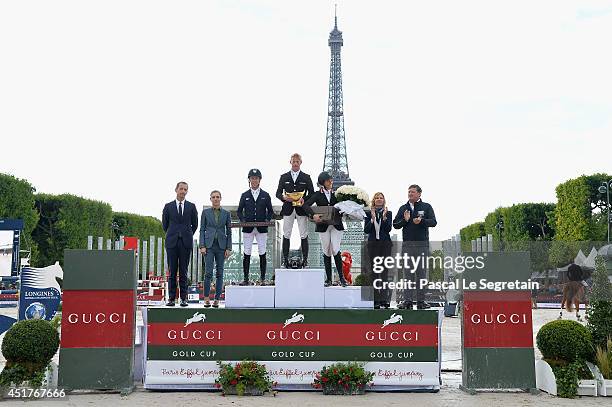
left=364, top=192, right=392, bottom=308
left=303, top=172, right=347, bottom=287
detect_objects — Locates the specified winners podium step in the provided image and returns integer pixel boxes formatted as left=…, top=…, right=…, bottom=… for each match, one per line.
left=224, top=269, right=374, bottom=309
left=225, top=285, right=275, bottom=308
left=274, top=269, right=325, bottom=308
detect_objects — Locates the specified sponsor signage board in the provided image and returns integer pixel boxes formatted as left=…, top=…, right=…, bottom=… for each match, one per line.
left=461, top=252, right=536, bottom=392
left=58, top=250, right=137, bottom=392
left=144, top=308, right=442, bottom=390
left=18, top=263, right=62, bottom=321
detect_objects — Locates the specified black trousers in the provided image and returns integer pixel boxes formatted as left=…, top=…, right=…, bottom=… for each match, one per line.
left=166, top=237, right=191, bottom=301
left=400, top=241, right=429, bottom=303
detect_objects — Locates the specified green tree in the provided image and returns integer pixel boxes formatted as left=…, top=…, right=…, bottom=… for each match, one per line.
left=0, top=173, right=39, bottom=262
left=31, top=194, right=112, bottom=266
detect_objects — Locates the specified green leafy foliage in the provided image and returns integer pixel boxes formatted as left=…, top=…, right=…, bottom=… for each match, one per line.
left=112, top=212, right=163, bottom=242
left=586, top=300, right=612, bottom=351
left=313, top=361, right=374, bottom=394
left=595, top=338, right=612, bottom=380
left=31, top=194, right=113, bottom=266
left=536, top=320, right=594, bottom=362
left=590, top=255, right=612, bottom=303
left=0, top=320, right=59, bottom=388
left=1, top=319, right=59, bottom=365
left=215, top=360, right=274, bottom=396
left=0, top=173, right=39, bottom=262
left=549, top=359, right=581, bottom=398
left=554, top=174, right=612, bottom=242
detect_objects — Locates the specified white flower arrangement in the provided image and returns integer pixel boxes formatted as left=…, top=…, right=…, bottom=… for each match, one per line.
left=335, top=185, right=369, bottom=206
left=334, top=186, right=369, bottom=220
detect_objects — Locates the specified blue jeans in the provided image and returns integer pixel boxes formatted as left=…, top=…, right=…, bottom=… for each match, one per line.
left=204, top=240, right=225, bottom=300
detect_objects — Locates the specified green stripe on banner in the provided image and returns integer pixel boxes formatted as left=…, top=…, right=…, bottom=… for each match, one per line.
left=147, top=345, right=438, bottom=362
left=147, top=308, right=439, bottom=324
left=63, top=250, right=137, bottom=290
left=58, top=348, right=134, bottom=390
left=462, top=347, right=535, bottom=389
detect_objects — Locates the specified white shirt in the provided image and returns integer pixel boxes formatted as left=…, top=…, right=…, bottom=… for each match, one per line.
left=323, top=189, right=332, bottom=203
left=176, top=199, right=185, bottom=214
left=291, top=170, right=300, bottom=183
left=251, top=187, right=261, bottom=201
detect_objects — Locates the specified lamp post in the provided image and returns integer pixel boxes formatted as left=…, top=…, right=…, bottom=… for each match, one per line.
left=598, top=180, right=612, bottom=244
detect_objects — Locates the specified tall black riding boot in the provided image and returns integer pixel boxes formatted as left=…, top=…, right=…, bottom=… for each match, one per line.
left=323, top=255, right=332, bottom=286
left=240, top=254, right=251, bottom=285
left=301, top=238, right=309, bottom=268
left=259, top=253, right=267, bottom=283
left=282, top=237, right=290, bottom=268
left=333, top=253, right=347, bottom=287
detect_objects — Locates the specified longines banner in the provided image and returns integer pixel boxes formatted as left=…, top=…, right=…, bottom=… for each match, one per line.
left=144, top=308, right=442, bottom=390
left=59, top=250, right=137, bottom=392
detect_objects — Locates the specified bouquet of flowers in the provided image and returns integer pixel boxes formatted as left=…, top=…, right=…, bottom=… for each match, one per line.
left=334, top=185, right=369, bottom=220
left=312, top=361, right=374, bottom=395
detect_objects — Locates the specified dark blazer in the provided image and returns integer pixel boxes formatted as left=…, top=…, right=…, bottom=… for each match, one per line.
left=364, top=209, right=393, bottom=241
left=237, top=189, right=274, bottom=233
left=275, top=171, right=315, bottom=216
left=199, top=207, right=232, bottom=250
left=162, top=200, right=199, bottom=249
left=303, top=189, right=344, bottom=232
left=393, top=200, right=437, bottom=241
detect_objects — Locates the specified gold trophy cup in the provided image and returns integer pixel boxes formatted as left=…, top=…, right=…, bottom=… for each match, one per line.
left=285, top=191, right=305, bottom=207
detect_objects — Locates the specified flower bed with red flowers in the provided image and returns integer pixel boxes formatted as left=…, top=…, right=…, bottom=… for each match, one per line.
left=215, top=360, right=276, bottom=396
left=312, top=361, right=374, bottom=395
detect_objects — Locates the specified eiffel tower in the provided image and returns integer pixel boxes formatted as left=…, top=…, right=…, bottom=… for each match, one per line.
left=323, top=11, right=354, bottom=190
left=308, top=11, right=362, bottom=270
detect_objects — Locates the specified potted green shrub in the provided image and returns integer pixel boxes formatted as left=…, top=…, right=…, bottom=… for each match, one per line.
left=535, top=319, right=597, bottom=397
left=0, top=319, right=60, bottom=389
left=312, top=361, right=374, bottom=395
left=215, top=360, right=275, bottom=396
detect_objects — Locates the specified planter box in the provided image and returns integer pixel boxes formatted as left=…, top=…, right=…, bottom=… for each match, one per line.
left=588, top=362, right=612, bottom=397
left=535, top=359, right=597, bottom=396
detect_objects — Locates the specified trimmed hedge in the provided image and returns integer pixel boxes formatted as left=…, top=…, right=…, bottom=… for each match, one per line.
left=112, top=211, right=163, bottom=242
left=0, top=173, right=39, bottom=261
left=32, top=194, right=113, bottom=266
left=536, top=320, right=594, bottom=362
left=1, top=319, right=59, bottom=365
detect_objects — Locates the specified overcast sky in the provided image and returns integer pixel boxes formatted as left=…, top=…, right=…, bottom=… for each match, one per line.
left=1, top=0, right=611, bottom=241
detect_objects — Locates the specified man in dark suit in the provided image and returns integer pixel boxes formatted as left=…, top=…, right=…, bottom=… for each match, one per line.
left=393, top=184, right=437, bottom=309
left=162, top=181, right=199, bottom=307
left=275, top=153, right=314, bottom=268
left=237, top=169, right=275, bottom=285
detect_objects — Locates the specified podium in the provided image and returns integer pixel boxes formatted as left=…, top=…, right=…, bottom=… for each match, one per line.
left=324, top=286, right=373, bottom=308
left=274, top=269, right=325, bottom=308
left=225, top=285, right=275, bottom=308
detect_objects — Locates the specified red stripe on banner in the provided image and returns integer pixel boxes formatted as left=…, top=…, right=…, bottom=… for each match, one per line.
left=147, top=323, right=438, bottom=347
left=61, top=290, right=134, bottom=348
left=463, top=290, right=532, bottom=302
left=463, top=297, right=533, bottom=348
